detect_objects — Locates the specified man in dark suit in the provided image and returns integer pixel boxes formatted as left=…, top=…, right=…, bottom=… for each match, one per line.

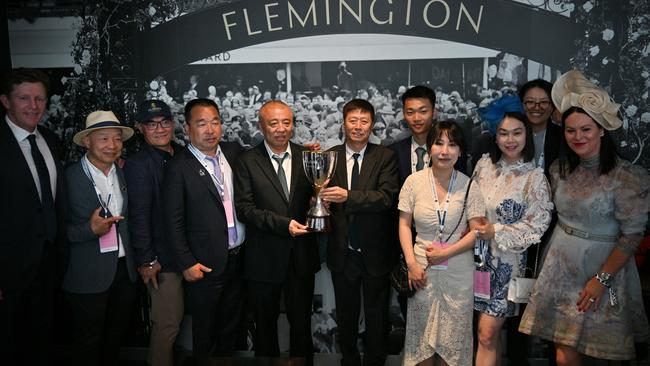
left=124, top=100, right=184, bottom=366
left=0, top=68, right=67, bottom=366
left=63, top=110, right=137, bottom=366
left=321, top=99, right=399, bottom=366
left=163, top=98, right=245, bottom=358
left=234, top=100, right=319, bottom=365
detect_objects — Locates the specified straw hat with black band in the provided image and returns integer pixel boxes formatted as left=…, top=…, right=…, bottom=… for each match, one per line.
left=73, top=110, right=134, bottom=146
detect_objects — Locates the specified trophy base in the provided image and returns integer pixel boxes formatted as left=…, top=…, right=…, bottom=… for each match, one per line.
left=306, top=215, right=331, bottom=233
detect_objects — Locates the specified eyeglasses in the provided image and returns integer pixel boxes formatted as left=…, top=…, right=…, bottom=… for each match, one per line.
left=523, top=100, right=551, bottom=109
left=144, top=119, right=173, bottom=130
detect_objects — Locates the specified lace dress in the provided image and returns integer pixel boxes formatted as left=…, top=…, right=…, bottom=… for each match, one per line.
left=473, top=155, right=553, bottom=317
left=398, top=169, right=485, bottom=366
left=520, top=157, right=650, bottom=360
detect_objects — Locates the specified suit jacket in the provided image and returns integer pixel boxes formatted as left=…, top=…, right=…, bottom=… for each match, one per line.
left=63, top=161, right=136, bottom=294
left=163, top=142, right=243, bottom=275
left=234, top=142, right=319, bottom=283
left=124, top=142, right=182, bottom=272
left=327, top=143, right=399, bottom=276
left=0, top=120, right=67, bottom=291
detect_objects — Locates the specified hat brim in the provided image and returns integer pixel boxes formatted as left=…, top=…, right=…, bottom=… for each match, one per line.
left=552, top=70, right=622, bottom=131
left=73, top=125, right=134, bottom=146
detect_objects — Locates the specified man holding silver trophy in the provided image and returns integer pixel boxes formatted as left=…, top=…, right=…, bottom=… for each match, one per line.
left=320, top=99, right=400, bottom=366
left=234, top=101, right=320, bottom=365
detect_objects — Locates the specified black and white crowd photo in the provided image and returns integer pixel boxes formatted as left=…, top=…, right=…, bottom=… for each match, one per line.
left=1, top=0, right=650, bottom=365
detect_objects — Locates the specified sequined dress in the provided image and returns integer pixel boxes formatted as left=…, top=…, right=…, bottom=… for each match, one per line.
left=519, top=156, right=650, bottom=360
left=473, top=155, right=553, bottom=317
left=398, top=169, right=485, bottom=366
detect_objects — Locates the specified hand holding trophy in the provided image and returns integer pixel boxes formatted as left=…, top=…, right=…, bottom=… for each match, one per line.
left=302, top=150, right=338, bottom=232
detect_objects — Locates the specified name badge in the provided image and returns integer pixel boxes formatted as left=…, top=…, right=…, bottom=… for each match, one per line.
left=99, top=224, right=119, bottom=253
left=429, top=242, right=450, bottom=270
left=474, top=270, right=491, bottom=299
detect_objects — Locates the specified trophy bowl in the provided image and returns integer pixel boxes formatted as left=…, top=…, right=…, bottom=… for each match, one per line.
left=302, top=150, right=338, bottom=232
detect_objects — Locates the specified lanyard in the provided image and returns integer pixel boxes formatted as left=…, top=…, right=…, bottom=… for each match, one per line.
left=188, top=144, right=226, bottom=198
left=81, top=157, right=114, bottom=217
left=536, top=130, right=546, bottom=169
left=429, top=169, right=457, bottom=241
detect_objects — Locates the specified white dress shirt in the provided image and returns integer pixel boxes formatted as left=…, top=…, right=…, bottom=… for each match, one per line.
left=6, top=116, right=57, bottom=200
left=82, top=155, right=125, bottom=257
left=345, top=143, right=368, bottom=189
left=410, top=137, right=430, bottom=174
left=264, top=141, right=292, bottom=193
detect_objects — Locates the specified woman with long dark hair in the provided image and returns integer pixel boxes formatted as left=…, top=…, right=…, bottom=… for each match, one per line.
left=471, top=95, right=553, bottom=366
left=520, top=70, right=650, bottom=365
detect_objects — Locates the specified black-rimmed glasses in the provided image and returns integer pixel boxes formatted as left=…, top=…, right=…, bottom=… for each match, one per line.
left=144, top=119, right=173, bottom=130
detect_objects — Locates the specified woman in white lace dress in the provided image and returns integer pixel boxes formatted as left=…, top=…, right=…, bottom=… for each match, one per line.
left=398, top=121, right=485, bottom=366
left=472, top=95, right=553, bottom=366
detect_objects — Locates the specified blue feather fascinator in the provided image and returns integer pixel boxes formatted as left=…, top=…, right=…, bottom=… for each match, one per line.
left=477, top=94, right=525, bottom=135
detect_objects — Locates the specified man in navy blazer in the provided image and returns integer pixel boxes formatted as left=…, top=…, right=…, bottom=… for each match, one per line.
left=63, top=110, right=137, bottom=366
left=321, top=99, right=399, bottom=366
left=234, top=101, right=319, bottom=365
left=163, top=98, right=245, bottom=358
left=0, top=68, right=67, bottom=366
left=124, top=100, right=184, bottom=366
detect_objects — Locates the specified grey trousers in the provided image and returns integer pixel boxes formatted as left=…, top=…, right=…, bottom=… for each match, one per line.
left=148, top=272, right=184, bottom=366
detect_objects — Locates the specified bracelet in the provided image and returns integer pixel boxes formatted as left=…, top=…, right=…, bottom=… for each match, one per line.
left=595, top=271, right=612, bottom=288
left=141, top=257, right=158, bottom=268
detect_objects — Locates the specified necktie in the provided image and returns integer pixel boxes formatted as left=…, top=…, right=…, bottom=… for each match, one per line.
left=27, top=135, right=57, bottom=242
left=272, top=153, right=289, bottom=200
left=415, top=147, right=427, bottom=171
left=348, top=153, right=361, bottom=250
left=350, top=153, right=360, bottom=190
left=206, top=154, right=238, bottom=247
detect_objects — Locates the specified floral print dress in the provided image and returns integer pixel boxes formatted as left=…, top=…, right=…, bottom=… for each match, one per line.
left=473, top=155, right=553, bottom=317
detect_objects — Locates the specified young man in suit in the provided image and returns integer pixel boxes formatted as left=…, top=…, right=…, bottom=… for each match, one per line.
left=0, top=68, right=67, bottom=366
left=321, top=99, right=400, bottom=366
left=124, top=100, right=184, bottom=366
left=162, top=98, right=244, bottom=358
left=234, top=100, right=319, bottom=365
left=63, top=110, right=137, bottom=366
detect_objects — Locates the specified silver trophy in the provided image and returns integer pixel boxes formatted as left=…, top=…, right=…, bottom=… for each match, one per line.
left=302, top=150, right=338, bottom=232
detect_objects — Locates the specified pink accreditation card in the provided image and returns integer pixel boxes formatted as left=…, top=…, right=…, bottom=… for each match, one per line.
left=429, top=242, right=450, bottom=270
left=99, top=224, right=119, bottom=253
left=474, top=270, right=490, bottom=299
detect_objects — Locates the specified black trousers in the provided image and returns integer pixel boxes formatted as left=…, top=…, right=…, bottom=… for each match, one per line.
left=0, top=244, right=56, bottom=366
left=185, top=248, right=244, bottom=358
left=66, top=258, right=136, bottom=366
left=331, top=250, right=390, bottom=366
left=247, top=251, right=315, bottom=365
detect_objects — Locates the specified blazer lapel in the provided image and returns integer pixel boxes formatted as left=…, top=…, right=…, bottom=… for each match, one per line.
left=2, top=122, right=40, bottom=200
left=182, top=149, right=221, bottom=203
left=253, top=144, right=288, bottom=204
left=288, top=143, right=304, bottom=203
left=358, top=143, right=378, bottom=189
left=332, top=144, right=348, bottom=189
left=116, top=166, right=129, bottom=213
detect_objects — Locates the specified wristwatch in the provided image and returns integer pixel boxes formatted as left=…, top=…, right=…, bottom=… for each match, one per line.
left=595, top=271, right=612, bottom=287
left=141, top=257, right=158, bottom=268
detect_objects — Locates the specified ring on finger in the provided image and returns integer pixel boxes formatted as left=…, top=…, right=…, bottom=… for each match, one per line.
left=588, top=298, right=595, bottom=303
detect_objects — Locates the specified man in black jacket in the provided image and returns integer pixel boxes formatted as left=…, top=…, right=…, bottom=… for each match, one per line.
left=0, top=68, right=67, bottom=366
left=124, top=100, right=183, bottom=366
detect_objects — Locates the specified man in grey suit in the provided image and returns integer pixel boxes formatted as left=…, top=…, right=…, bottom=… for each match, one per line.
left=63, top=110, right=137, bottom=366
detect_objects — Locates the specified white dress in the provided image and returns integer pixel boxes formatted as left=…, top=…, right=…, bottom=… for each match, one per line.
left=398, top=169, right=485, bottom=366
left=473, top=155, right=553, bottom=317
